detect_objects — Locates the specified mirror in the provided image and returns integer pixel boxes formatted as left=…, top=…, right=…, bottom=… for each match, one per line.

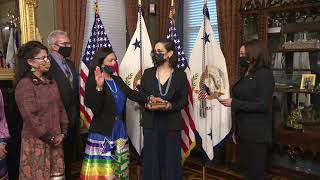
left=0, top=0, right=40, bottom=80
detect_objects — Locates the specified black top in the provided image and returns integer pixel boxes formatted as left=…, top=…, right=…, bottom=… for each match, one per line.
left=140, top=67, right=189, bottom=130
left=47, top=55, right=80, bottom=133
left=231, top=68, right=275, bottom=143
left=85, top=74, right=148, bottom=136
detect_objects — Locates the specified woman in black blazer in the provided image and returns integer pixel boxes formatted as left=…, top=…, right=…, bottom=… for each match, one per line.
left=218, top=39, right=274, bottom=180
left=140, top=38, right=189, bottom=180
left=80, top=47, right=153, bottom=179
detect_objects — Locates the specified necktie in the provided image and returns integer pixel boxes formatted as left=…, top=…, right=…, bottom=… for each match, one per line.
left=62, top=60, right=73, bottom=88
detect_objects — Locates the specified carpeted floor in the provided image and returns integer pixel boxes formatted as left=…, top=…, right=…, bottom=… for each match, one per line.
left=71, top=159, right=295, bottom=180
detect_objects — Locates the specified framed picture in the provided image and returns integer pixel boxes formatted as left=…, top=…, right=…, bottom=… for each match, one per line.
left=300, top=74, right=316, bottom=90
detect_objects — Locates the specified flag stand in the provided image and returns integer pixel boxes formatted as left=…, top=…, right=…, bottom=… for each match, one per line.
left=202, top=165, right=206, bottom=180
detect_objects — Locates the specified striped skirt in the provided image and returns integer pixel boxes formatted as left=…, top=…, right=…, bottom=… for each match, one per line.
left=80, top=120, right=129, bottom=180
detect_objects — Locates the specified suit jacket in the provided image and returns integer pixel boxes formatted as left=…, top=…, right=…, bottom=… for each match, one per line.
left=231, top=68, right=275, bottom=143
left=47, top=54, right=80, bottom=132
left=140, top=67, right=189, bottom=130
left=85, top=74, right=148, bottom=136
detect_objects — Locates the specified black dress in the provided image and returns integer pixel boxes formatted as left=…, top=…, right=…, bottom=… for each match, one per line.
left=140, top=67, right=188, bottom=180
left=231, top=68, right=274, bottom=180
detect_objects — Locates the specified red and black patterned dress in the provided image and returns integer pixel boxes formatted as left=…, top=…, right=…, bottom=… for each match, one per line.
left=15, top=75, right=68, bottom=180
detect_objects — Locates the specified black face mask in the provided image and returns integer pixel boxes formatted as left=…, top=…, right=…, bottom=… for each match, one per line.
left=151, top=52, right=165, bottom=66
left=239, top=56, right=250, bottom=67
left=102, top=66, right=113, bottom=75
left=58, top=46, right=72, bottom=58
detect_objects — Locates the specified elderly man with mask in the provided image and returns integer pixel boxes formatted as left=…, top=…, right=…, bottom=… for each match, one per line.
left=47, top=30, right=79, bottom=180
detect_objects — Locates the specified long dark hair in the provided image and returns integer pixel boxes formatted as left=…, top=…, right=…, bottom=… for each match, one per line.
left=88, top=47, right=115, bottom=76
left=14, top=41, right=48, bottom=86
left=242, top=39, right=271, bottom=73
left=154, top=38, right=178, bottom=68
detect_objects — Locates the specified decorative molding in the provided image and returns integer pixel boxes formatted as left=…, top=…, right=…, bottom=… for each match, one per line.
left=241, top=0, right=320, bottom=15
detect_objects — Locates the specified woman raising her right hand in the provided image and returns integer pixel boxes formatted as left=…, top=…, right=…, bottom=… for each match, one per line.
left=80, top=47, right=158, bottom=180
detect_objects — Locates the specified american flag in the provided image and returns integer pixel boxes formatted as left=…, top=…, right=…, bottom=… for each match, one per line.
left=80, top=3, right=113, bottom=128
left=166, top=7, right=196, bottom=163
left=199, top=84, right=210, bottom=100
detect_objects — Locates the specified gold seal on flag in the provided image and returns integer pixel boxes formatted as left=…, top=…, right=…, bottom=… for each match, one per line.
left=195, top=65, right=226, bottom=100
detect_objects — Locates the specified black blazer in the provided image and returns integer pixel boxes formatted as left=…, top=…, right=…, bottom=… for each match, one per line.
left=140, top=67, right=189, bottom=130
left=85, top=74, right=148, bottom=136
left=231, top=68, right=275, bottom=143
left=47, top=54, right=80, bottom=131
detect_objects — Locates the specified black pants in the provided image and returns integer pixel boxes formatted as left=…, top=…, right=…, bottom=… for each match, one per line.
left=63, top=127, right=76, bottom=180
left=143, top=127, right=182, bottom=180
left=239, top=140, right=267, bottom=180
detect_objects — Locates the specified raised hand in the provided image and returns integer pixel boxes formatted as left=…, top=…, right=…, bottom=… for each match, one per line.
left=95, top=66, right=104, bottom=88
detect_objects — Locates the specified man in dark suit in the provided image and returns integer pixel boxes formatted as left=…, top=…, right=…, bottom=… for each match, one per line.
left=47, top=30, right=79, bottom=180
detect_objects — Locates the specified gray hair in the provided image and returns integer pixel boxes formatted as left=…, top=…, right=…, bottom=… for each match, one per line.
left=47, top=30, right=68, bottom=47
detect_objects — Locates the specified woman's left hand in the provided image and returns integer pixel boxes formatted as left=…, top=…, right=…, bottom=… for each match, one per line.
left=218, top=98, right=232, bottom=107
left=162, top=101, right=172, bottom=111
left=53, top=134, right=64, bottom=146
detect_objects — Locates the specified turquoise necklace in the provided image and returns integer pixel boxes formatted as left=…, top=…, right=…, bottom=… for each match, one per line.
left=157, top=69, right=173, bottom=96
left=105, top=79, right=117, bottom=94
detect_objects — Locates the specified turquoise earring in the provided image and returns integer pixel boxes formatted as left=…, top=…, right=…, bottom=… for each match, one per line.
left=31, top=67, right=36, bottom=72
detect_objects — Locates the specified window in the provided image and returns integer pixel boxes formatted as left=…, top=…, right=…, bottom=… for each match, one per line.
left=183, top=0, right=219, bottom=59
left=82, top=0, right=126, bottom=61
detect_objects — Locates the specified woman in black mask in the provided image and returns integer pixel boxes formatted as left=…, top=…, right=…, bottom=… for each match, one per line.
left=80, top=47, right=158, bottom=179
left=218, top=39, right=274, bottom=180
left=139, top=38, right=189, bottom=180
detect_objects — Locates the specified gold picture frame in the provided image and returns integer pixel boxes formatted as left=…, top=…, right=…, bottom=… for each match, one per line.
left=19, top=0, right=42, bottom=44
left=0, top=0, right=41, bottom=81
left=300, top=74, right=316, bottom=90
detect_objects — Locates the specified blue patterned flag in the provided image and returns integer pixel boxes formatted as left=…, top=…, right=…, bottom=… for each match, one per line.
left=119, top=6, right=153, bottom=155
left=189, top=3, right=231, bottom=160
left=166, top=7, right=196, bottom=163
left=80, top=2, right=113, bottom=128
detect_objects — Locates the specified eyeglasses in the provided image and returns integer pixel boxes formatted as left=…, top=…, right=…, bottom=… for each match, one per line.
left=33, top=56, right=49, bottom=61
left=56, top=42, right=72, bottom=47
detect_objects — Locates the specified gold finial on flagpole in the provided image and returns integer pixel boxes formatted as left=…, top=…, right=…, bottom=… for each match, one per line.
left=138, top=0, right=142, bottom=5
left=169, top=0, right=176, bottom=22
left=94, top=1, right=99, bottom=14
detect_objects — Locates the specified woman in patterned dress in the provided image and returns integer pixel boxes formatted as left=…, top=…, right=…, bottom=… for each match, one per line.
left=80, top=47, right=155, bottom=179
left=14, top=41, right=68, bottom=180
left=0, top=89, right=10, bottom=179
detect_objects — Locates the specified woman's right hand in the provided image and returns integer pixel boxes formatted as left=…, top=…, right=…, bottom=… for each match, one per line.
left=0, top=144, right=7, bottom=158
left=95, top=66, right=104, bottom=88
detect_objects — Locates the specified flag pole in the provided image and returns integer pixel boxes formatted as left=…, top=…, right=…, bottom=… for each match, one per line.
left=169, top=0, right=175, bottom=39
left=201, top=2, right=208, bottom=178
left=138, top=1, right=143, bottom=179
